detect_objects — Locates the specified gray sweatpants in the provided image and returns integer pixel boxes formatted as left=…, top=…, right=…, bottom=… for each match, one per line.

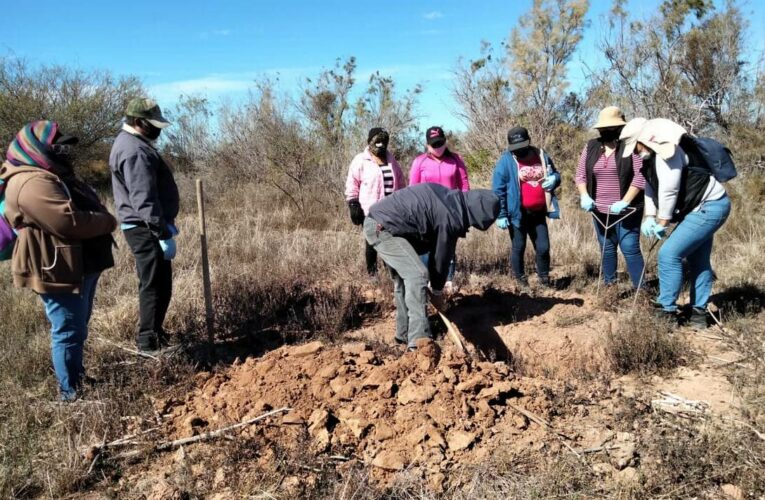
left=363, top=217, right=431, bottom=348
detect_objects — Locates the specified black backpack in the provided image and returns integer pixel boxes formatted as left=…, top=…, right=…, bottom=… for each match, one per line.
left=679, top=135, right=737, bottom=183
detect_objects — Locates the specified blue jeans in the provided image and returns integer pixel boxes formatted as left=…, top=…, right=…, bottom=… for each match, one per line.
left=657, top=196, right=731, bottom=312
left=593, top=210, right=644, bottom=288
left=419, top=253, right=456, bottom=282
left=509, top=211, right=550, bottom=280
left=40, top=274, right=100, bottom=400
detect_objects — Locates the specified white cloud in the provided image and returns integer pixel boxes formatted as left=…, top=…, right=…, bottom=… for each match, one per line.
left=423, top=11, right=443, bottom=20
left=149, top=75, right=254, bottom=101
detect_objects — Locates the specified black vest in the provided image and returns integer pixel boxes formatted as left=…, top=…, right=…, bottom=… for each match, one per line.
left=584, top=139, right=644, bottom=209
left=640, top=150, right=711, bottom=223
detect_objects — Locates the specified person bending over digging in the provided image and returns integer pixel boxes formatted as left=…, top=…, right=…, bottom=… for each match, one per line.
left=621, top=118, right=732, bottom=328
left=364, top=183, right=499, bottom=350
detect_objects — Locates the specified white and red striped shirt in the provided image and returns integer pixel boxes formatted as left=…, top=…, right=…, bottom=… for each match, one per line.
left=575, top=146, right=645, bottom=213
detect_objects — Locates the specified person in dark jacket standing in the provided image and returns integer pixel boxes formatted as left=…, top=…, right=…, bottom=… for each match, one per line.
left=575, top=106, right=646, bottom=288
left=109, top=98, right=180, bottom=352
left=364, top=184, right=499, bottom=349
left=1, top=121, right=117, bottom=401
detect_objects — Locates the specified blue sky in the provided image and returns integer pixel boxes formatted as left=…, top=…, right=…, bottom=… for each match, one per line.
left=2, top=0, right=763, bottom=132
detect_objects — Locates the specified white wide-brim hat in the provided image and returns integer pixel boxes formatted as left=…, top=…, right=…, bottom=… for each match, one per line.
left=620, top=117, right=647, bottom=158
left=636, top=118, right=688, bottom=160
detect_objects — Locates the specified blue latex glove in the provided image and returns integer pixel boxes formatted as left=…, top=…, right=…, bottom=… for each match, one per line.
left=580, top=194, right=595, bottom=212
left=640, top=217, right=656, bottom=237
left=496, top=217, right=509, bottom=230
left=609, top=200, right=629, bottom=214
left=167, top=223, right=179, bottom=237
left=541, top=176, right=556, bottom=191
left=159, top=239, right=177, bottom=260
left=652, top=223, right=667, bottom=240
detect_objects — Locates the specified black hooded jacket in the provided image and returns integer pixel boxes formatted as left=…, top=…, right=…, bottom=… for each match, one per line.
left=368, top=183, right=499, bottom=290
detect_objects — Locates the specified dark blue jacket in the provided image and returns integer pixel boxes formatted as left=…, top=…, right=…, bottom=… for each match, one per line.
left=368, top=183, right=499, bottom=290
left=491, top=147, right=560, bottom=228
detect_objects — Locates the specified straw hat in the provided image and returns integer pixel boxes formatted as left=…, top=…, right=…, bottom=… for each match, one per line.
left=636, top=118, right=688, bottom=160
left=620, top=117, right=647, bottom=158
left=593, top=106, right=627, bottom=129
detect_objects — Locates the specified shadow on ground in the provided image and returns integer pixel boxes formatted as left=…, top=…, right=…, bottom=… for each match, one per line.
left=443, top=287, right=584, bottom=362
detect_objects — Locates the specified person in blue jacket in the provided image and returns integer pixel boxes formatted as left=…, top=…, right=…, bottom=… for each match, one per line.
left=492, top=127, right=561, bottom=287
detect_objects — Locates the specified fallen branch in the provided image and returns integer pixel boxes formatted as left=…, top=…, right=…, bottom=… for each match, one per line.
left=155, top=407, right=291, bottom=451
left=94, top=336, right=158, bottom=360
left=506, top=402, right=581, bottom=459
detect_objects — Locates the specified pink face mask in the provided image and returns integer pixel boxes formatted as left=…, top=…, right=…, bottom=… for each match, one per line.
left=428, top=144, right=447, bottom=157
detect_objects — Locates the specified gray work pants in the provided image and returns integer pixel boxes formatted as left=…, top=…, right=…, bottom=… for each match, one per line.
left=363, top=217, right=431, bottom=348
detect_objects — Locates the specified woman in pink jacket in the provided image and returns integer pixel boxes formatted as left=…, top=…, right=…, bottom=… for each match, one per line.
left=345, top=128, right=404, bottom=277
left=409, top=126, right=471, bottom=289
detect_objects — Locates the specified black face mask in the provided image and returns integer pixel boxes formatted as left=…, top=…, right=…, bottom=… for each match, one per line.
left=514, top=146, right=532, bottom=158
left=599, top=127, right=623, bottom=142
left=139, top=119, right=162, bottom=141
left=369, top=133, right=389, bottom=159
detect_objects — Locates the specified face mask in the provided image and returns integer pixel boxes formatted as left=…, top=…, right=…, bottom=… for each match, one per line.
left=140, top=120, right=162, bottom=141
left=599, top=127, right=622, bottom=142
left=514, top=146, right=532, bottom=158
left=370, top=143, right=387, bottom=159
left=429, top=144, right=447, bottom=157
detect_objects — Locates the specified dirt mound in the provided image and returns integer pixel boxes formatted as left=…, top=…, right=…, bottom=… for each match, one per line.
left=161, top=339, right=554, bottom=490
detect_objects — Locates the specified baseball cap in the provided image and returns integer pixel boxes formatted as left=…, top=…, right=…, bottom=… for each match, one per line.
left=507, top=126, right=531, bottom=151
left=126, top=97, right=171, bottom=129
left=426, top=126, right=446, bottom=147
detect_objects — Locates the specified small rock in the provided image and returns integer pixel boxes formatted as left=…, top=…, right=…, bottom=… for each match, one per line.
left=307, top=409, right=330, bottom=434
left=342, top=418, right=369, bottom=439
left=358, top=351, right=376, bottom=364
left=477, top=381, right=514, bottom=400
left=342, top=342, right=369, bottom=356
left=397, top=379, right=437, bottom=404
left=721, top=484, right=744, bottom=500
left=405, top=425, right=428, bottom=446
left=378, top=380, right=394, bottom=398
left=282, top=412, right=305, bottom=425
left=373, top=423, right=396, bottom=441
left=447, top=430, right=476, bottom=451
left=290, top=341, right=323, bottom=357
left=617, top=466, right=639, bottom=484
left=456, top=375, right=486, bottom=393
left=317, top=365, right=338, bottom=379
left=372, top=450, right=406, bottom=471
left=610, top=442, right=637, bottom=470
left=592, top=462, right=615, bottom=475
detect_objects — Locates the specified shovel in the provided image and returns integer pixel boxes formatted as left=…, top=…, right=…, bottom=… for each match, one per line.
left=435, top=309, right=466, bottom=354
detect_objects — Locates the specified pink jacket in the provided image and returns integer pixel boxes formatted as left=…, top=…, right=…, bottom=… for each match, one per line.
left=409, top=152, right=470, bottom=191
left=344, top=148, right=405, bottom=214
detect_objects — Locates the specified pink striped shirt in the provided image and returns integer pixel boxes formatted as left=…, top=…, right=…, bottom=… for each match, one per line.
left=575, top=146, right=645, bottom=213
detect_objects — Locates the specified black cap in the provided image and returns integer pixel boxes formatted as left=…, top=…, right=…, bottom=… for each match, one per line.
left=54, top=134, right=79, bottom=145
left=507, top=126, right=531, bottom=151
left=426, top=126, right=446, bottom=147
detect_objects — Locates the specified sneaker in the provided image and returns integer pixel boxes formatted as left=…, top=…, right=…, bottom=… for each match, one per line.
left=688, top=307, right=709, bottom=330
left=538, top=276, right=553, bottom=288
left=394, top=337, right=407, bottom=346
left=444, top=281, right=454, bottom=294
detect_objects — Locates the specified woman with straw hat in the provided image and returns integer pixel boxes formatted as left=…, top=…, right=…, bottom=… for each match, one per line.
left=575, top=106, right=646, bottom=288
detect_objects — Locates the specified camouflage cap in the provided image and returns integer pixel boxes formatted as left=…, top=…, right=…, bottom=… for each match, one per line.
left=125, top=97, right=171, bottom=128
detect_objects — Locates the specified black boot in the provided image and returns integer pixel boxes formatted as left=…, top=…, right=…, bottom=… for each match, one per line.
left=688, top=307, right=709, bottom=329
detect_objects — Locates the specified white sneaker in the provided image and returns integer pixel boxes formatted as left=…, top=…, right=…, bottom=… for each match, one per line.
left=444, top=281, right=454, bottom=294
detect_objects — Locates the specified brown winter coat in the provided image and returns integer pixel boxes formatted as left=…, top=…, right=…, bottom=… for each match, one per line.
left=0, top=161, right=117, bottom=294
